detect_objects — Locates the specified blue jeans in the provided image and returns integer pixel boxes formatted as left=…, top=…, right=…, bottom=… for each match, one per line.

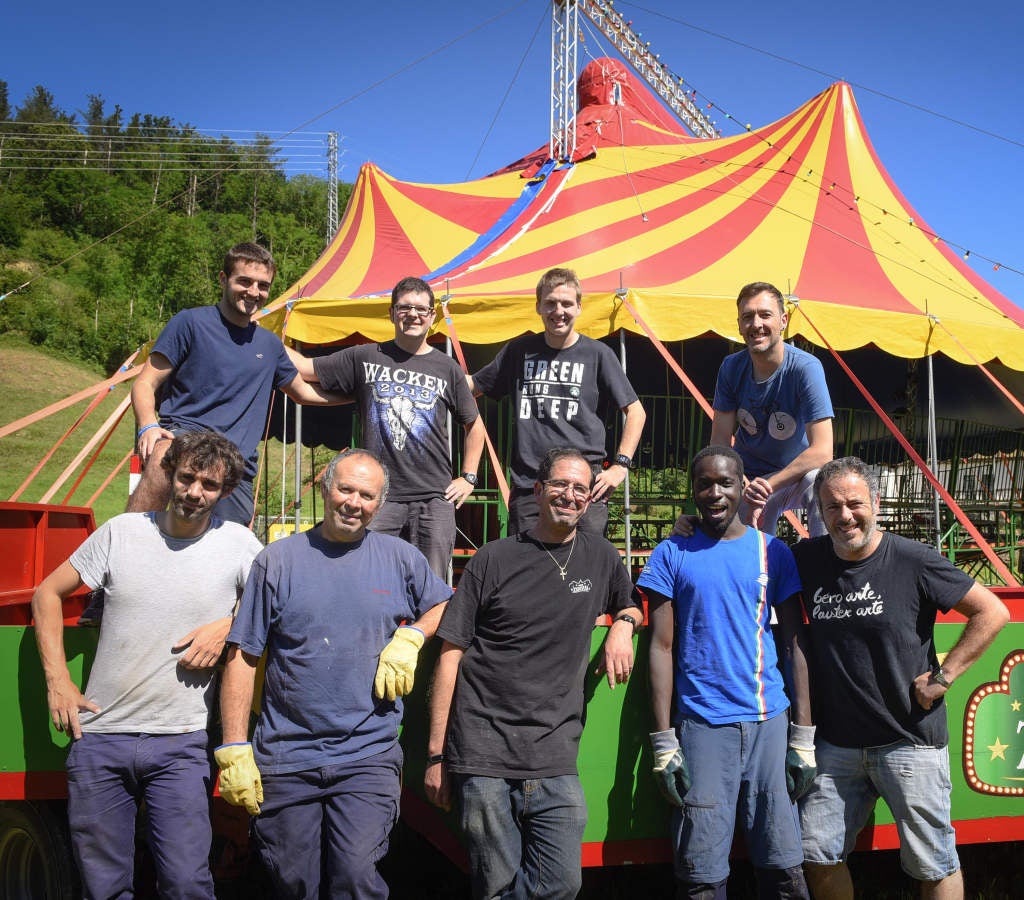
left=741, top=469, right=826, bottom=537
left=65, top=731, right=215, bottom=900
left=799, top=739, right=960, bottom=881
left=371, top=496, right=456, bottom=579
left=251, top=742, right=403, bottom=899
left=456, top=773, right=586, bottom=900
left=673, top=713, right=804, bottom=885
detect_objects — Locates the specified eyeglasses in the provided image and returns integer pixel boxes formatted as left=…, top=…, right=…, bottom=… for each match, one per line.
left=394, top=304, right=435, bottom=318
left=542, top=479, right=592, bottom=499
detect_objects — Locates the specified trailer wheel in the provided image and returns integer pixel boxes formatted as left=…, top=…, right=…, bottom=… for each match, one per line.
left=0, top=801, right=77, bottom=899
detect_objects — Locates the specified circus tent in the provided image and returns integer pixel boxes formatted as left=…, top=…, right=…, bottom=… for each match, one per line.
left=261, top=57, right=1024, bottom=371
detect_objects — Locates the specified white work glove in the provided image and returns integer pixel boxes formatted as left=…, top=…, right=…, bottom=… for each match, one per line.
left=786, top=723, right=817, bottom=801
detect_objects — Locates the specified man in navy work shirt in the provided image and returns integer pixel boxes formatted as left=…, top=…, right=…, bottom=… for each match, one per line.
left=216, top=448, right=450, bottom=899
left=128, top=242, right=342, bottom=526
left=793, top=457, right=1008, bottom=900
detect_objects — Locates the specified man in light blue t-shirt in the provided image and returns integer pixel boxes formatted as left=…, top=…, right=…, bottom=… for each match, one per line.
left=710, top=281, right=833, bottom=537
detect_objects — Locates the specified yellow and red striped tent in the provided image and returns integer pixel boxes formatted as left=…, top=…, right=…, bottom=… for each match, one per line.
left=263, top=58, right=1024, bottom=370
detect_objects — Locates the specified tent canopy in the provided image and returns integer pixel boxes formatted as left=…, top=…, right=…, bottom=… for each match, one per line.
left=264, top=58, right=1024, bottom=370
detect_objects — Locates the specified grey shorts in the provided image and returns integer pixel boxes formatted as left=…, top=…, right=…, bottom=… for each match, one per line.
left=799, top=738, right=959, bottom=881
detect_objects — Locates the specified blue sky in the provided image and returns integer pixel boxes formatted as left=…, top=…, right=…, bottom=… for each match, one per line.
left=7, top=0, right=1023, bottom=309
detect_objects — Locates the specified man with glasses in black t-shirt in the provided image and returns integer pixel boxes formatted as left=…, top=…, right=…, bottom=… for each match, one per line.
left=290, top=276, right=485, bottom=578
left=424, top=447, right=642, bottom=899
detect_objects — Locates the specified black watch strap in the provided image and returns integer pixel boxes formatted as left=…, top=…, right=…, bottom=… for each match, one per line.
left=613, top=453, right=633, bottom=469
left=615, top=613, right=640, bottom=635
left=461, top=472, right=478, bottom=486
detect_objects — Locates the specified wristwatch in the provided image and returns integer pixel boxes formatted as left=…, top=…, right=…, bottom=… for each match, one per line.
left=461, top=472, right=478, bottom=486
left=613, top=454, right=633, bottom=469
left=614, top=613, right=640, bottom=635
left=931, top=665, right=952, bottom=688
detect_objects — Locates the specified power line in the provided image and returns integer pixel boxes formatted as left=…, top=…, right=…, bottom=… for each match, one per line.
left=620, top=2, right=1024, bottom=151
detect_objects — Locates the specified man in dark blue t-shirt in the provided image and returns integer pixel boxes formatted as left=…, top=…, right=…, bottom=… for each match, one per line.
left=216, top=448, right=450, bottom=898
left=794, top=456, right=1008, bottom=899
left=128, top=242, right=342, bottom=526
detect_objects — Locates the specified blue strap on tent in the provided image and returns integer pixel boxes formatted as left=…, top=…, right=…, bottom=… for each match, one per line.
left=421, top=158, right=562, bottom=284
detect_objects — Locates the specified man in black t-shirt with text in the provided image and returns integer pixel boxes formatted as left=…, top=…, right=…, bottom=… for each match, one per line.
left=469, top=268, right=646, bottom=535
left=793, top=456, right=1008, bottom=900
left=424, top=447, right=642, bottom=900
left=290, top=276, right=485, bottom=578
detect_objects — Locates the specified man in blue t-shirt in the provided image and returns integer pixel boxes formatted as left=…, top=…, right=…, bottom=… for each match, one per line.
left=709, top=281, right=833, bottom=537
left=128, top=242, right=342, bottom=526
left=215, top=448, right=451, bottom=899
left=642, top=445, right=814, bottom=899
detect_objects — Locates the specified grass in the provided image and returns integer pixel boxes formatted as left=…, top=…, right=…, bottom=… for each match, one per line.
left=0, top=334, right=328, bottom=532
left=0, top=335, right=135, bottom=524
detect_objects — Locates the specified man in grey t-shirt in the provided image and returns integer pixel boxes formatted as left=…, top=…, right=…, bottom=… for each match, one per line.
left=32, top=431, right=263, bottom=899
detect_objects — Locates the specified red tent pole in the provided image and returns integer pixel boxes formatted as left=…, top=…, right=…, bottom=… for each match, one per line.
left=62, top=398, right=131, bottom=504
left=440, top=296, right=511, bottom=509
left=9, top=388, right=110, bottom=501
left=615, top=292, right=714, bottom=419
left=40, top=395, right=132, bottom=504
left=794, top=304, right=1020, bottom=587
left=0, top=354, right=137, bottom=441
left=932, top=318, right=1024, bottom=420
left=86, top=450, right=134, bottom=508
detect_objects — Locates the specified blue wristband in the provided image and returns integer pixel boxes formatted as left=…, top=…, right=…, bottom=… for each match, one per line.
left=137, top=423, right=162, bottom=438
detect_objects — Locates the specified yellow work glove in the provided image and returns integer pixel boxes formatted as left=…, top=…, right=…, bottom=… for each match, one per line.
left=214, top=742, right=263, bottom=815
left=374, top=626, right=425, bottom=701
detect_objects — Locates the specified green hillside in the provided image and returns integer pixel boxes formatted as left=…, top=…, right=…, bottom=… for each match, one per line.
left=0, top=335, right=134, bottom=523
left=0, top=335, right=337, bottom=530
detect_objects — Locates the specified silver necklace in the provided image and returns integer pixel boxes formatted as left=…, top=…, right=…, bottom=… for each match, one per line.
left=541, top=533, right=577, bottom=581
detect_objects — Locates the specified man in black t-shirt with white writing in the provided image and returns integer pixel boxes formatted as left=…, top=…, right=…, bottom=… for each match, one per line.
left=290, top=276, right=485, bottom=578
left=424, top=447, right=642, bottom=899
left=469, top=268, right=646, bottom=535
left=792, top=456, right=1007, bottom=900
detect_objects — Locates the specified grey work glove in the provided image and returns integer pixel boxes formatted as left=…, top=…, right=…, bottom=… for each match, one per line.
left=650, top=728, right=690, bottom=807
left=786, top=723, right=817, bottom=801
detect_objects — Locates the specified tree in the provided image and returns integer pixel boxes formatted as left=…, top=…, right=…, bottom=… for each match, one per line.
left=15, top=85, right=72, bottom=124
